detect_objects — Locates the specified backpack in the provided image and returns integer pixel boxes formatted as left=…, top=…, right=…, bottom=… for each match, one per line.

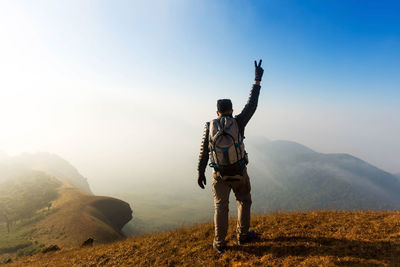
left=208, top=116, right=248, bottom=177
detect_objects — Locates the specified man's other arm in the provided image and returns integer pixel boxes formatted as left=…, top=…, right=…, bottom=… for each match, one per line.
left=197, top=122, right=210, bottom=189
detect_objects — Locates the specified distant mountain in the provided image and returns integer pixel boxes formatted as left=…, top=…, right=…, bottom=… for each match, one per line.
left=0, top=152, right=92, bottom=194
left=247, top=138, right=400, bottom=211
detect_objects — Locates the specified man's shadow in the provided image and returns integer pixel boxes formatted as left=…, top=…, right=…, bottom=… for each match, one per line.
left=230, top=235, right=399, bottom=265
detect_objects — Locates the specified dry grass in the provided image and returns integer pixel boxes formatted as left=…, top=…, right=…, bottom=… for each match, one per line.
left=5, top=211, right=400, bottom=266
left=31, top=182, right=130, bottom=247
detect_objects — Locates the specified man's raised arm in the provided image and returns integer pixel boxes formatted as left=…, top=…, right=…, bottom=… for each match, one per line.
left=235, top=60, right=264, bottom=130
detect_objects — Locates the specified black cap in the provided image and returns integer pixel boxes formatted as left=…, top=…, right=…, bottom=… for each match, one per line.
left=217, top=99, right=232, bottom=113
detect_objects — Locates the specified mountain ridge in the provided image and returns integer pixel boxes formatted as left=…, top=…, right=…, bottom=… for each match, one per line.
left=247, top=138, right=400, bottom=211
left=1, top=152, right=92, bottom=194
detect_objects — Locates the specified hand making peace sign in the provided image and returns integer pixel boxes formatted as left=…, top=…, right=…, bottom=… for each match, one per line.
left=254, top=59, right=264, bottom=82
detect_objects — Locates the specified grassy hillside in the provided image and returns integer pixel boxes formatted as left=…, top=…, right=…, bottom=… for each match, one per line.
left=0, top=171, right=132, bottom=262
left=0, top=171, right=61, bottom=258
left=7, top=211, right=400, bottom=266
left=30, top=182, right=132, bottom=248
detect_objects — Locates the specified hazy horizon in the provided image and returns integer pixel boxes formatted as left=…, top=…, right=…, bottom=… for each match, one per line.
left=1, top=0, right=399, bottom=193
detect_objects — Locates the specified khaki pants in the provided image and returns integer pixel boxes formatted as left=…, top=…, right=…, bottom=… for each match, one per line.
left=212, top=167, right=252, bottom=246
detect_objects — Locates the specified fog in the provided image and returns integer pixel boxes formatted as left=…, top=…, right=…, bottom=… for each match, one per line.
left=1, top=86, right=399, bottom=196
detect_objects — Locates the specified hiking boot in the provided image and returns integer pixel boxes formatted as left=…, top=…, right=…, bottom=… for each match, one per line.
left=212, top=242, right=226, bottom=254
left=237, top=229, right=256, bottom=245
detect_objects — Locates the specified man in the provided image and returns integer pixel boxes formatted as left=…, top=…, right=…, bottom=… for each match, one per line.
left=197, top=60, right=264, bottom=253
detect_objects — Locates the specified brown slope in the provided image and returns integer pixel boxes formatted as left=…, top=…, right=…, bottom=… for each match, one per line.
left=7, top=211, right=400, bottom=266
left=31, top=182, right=132, bottom=247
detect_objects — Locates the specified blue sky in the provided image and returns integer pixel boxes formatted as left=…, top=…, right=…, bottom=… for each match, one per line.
left=0, top=1, right=399, bottom=186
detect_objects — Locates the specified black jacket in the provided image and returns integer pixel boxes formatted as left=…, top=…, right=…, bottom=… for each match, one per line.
left=197, top=84, right=261, bottom=175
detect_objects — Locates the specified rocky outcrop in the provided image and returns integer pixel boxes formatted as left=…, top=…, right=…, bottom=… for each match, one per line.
left=88, top=198, right=133, bottom=231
